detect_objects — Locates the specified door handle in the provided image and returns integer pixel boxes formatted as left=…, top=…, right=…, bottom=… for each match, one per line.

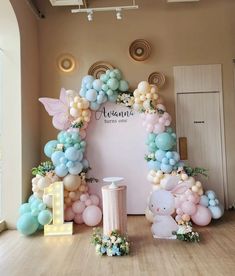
left=179, top=137, right=188, bottom=160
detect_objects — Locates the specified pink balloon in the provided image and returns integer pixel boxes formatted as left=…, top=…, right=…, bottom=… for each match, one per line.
left=79, top=130, right=86, bottom=139
left=181, top=201, right=197, bottom=216
left=191, top=205, right=212, bottom=226
left=72, top=200, right=86, bottom=214
left=146, top=124, right=154, bottom=133
left=80, top=194, right=89, bottom=202
left=74, top=213, right=84, bottom=224
left=64, top=207, right=75, bottom=221
left=153, top=123, right=165, bottom=134
left=82, top=122, right=88, bottom=130
left=90, top=195, right=100, bottom=206
left=188, top=194, right=200, bottom=204
left=159, top=117, right=166, bottom=124
left=163, top=112, right=171, bottom=120
left=85, top=199, right=92, bottom=206
left=175, top=197, right=181, bottom=209
left=82, top=205, right=102, bottom=227
left=165, top=120, right=171, bottom=126
left=146, top=113, right=157, bottom=123
left=176, top=208, right=183, bottom=215
left=156, top=104, right=166, bottom=112
left=194, top=195, right=200, bottom=204
left=185, top=190, right=193, bottom=196
left=175, top=215, right=182, bottom=222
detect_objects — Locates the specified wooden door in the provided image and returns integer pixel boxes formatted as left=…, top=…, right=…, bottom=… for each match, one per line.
left=177, top=92, right=224, bottom=203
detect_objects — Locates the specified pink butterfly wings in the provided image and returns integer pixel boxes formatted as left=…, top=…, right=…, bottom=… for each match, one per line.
left=39, top=88, right=71, bottom=130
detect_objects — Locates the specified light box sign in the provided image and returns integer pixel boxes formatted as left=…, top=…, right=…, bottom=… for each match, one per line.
left=86, top=102, right=150, bottom=214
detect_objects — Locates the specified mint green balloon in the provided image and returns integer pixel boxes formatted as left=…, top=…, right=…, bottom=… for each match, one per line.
left=101, top=84, right=109, bottom=91
left=155, top=132, right=175, bottom=151
left=106, top=89, right=113, bottom=96
left=113, top=69, right=122, bottom=80
left=108, top=92, right=118, bottom=103
left=107, top=78, right=119, bottom=90
left=119, top=80, right=129, bottom=92
left=17, top=213, right=39, bottom=235
left=109, top=71, right=116, bottom=78
left=38, top=210, right=52, bottom=225
left=19, top=203, right=31, bottom=215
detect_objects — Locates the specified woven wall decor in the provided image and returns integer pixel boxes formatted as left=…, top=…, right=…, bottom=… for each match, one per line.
left=88, top=61, right=114, bottom=78
left=129, top=39, right=151, bottom=61
left=148, top=72, right=166, bottom=88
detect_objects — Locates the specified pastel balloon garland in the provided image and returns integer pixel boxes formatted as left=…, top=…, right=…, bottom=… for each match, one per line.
left=16, top=67, right=224, bottom=238
left=17, top=69, right=130, bottom=235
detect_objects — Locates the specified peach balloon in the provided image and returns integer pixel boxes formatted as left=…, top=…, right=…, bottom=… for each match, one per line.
left=74, top=213, right=84, bottom=224
left=64, top=207, right=75, bottom=221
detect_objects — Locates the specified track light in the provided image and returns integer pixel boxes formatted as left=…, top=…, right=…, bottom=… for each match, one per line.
left=87, top=10, right=93, bottom=21
left=116, top=8, right=122, bottom=20
left=71, top=0, right=139, bottom=22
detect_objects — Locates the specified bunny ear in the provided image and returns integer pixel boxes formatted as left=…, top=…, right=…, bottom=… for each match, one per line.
left=171, top=181, right=190, bottom=195
left=161, top=175, right=181, bottom=191
left=39, top=97, right=67, bottom=116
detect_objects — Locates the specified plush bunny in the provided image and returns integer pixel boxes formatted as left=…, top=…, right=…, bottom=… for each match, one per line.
left=149, top=180, right=189, bottom=239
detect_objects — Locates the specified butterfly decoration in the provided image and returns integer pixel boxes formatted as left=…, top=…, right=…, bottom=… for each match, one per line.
left=39, top=88, right=72, bottom=130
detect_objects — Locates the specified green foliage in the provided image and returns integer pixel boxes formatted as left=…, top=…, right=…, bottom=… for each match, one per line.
left=183, top=166, right=208, bottom=178
left=91, top=228, right=130, bottom=256
left=157, top=108, right=165, bottom=115
left=174, top=231, right=200, bottom=243
left=173, top=222, right=200, bottom=243
left=85, top=177, right=99, bottom=183
left=71, top=121, right=84, bottom=129
left=32, top=161, right=55, bottom=176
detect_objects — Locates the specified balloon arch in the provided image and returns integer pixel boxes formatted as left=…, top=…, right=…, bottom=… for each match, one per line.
left=17, top=68, right=223, bottom=238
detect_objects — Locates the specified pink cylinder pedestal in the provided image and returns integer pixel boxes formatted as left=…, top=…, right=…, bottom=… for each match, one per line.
left=102, top=185, right=127, bottom=236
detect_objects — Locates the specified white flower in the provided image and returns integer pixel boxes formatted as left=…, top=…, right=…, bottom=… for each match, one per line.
left=115, top=237, right=122, bottom=244
left=110, top=236, right=116, bottom=243
left=107, top=249, right=113, bottom=257
left=177, top=225, right=192, bottom=235
left=95, top=244, right=101, bottom=252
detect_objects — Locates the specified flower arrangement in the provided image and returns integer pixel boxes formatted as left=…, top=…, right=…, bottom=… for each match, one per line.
left=91, top=228, right=130, bottom=256
left=173, top=222, right=200, bottom=242
left=116, top=92, right=134, bottom=108
left=32, top=161, right=55, bottom=176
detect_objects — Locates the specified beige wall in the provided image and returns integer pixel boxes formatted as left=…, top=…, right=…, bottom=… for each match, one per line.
left=0, top=0, right=21, bottom=228
left=10, top=0, right=41, bottom=202
left=37, top=0, right=235, bottom=204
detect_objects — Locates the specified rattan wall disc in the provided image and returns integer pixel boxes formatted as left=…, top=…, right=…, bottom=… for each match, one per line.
left=129, top=39, right=151, bottom=61
left=88, top=61, right=114, bottom=78
left=148, top=72, right=166, bottom=88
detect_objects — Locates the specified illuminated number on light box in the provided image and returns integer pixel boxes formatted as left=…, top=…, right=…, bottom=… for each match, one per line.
left=44, top=181, right=73, bottom=236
